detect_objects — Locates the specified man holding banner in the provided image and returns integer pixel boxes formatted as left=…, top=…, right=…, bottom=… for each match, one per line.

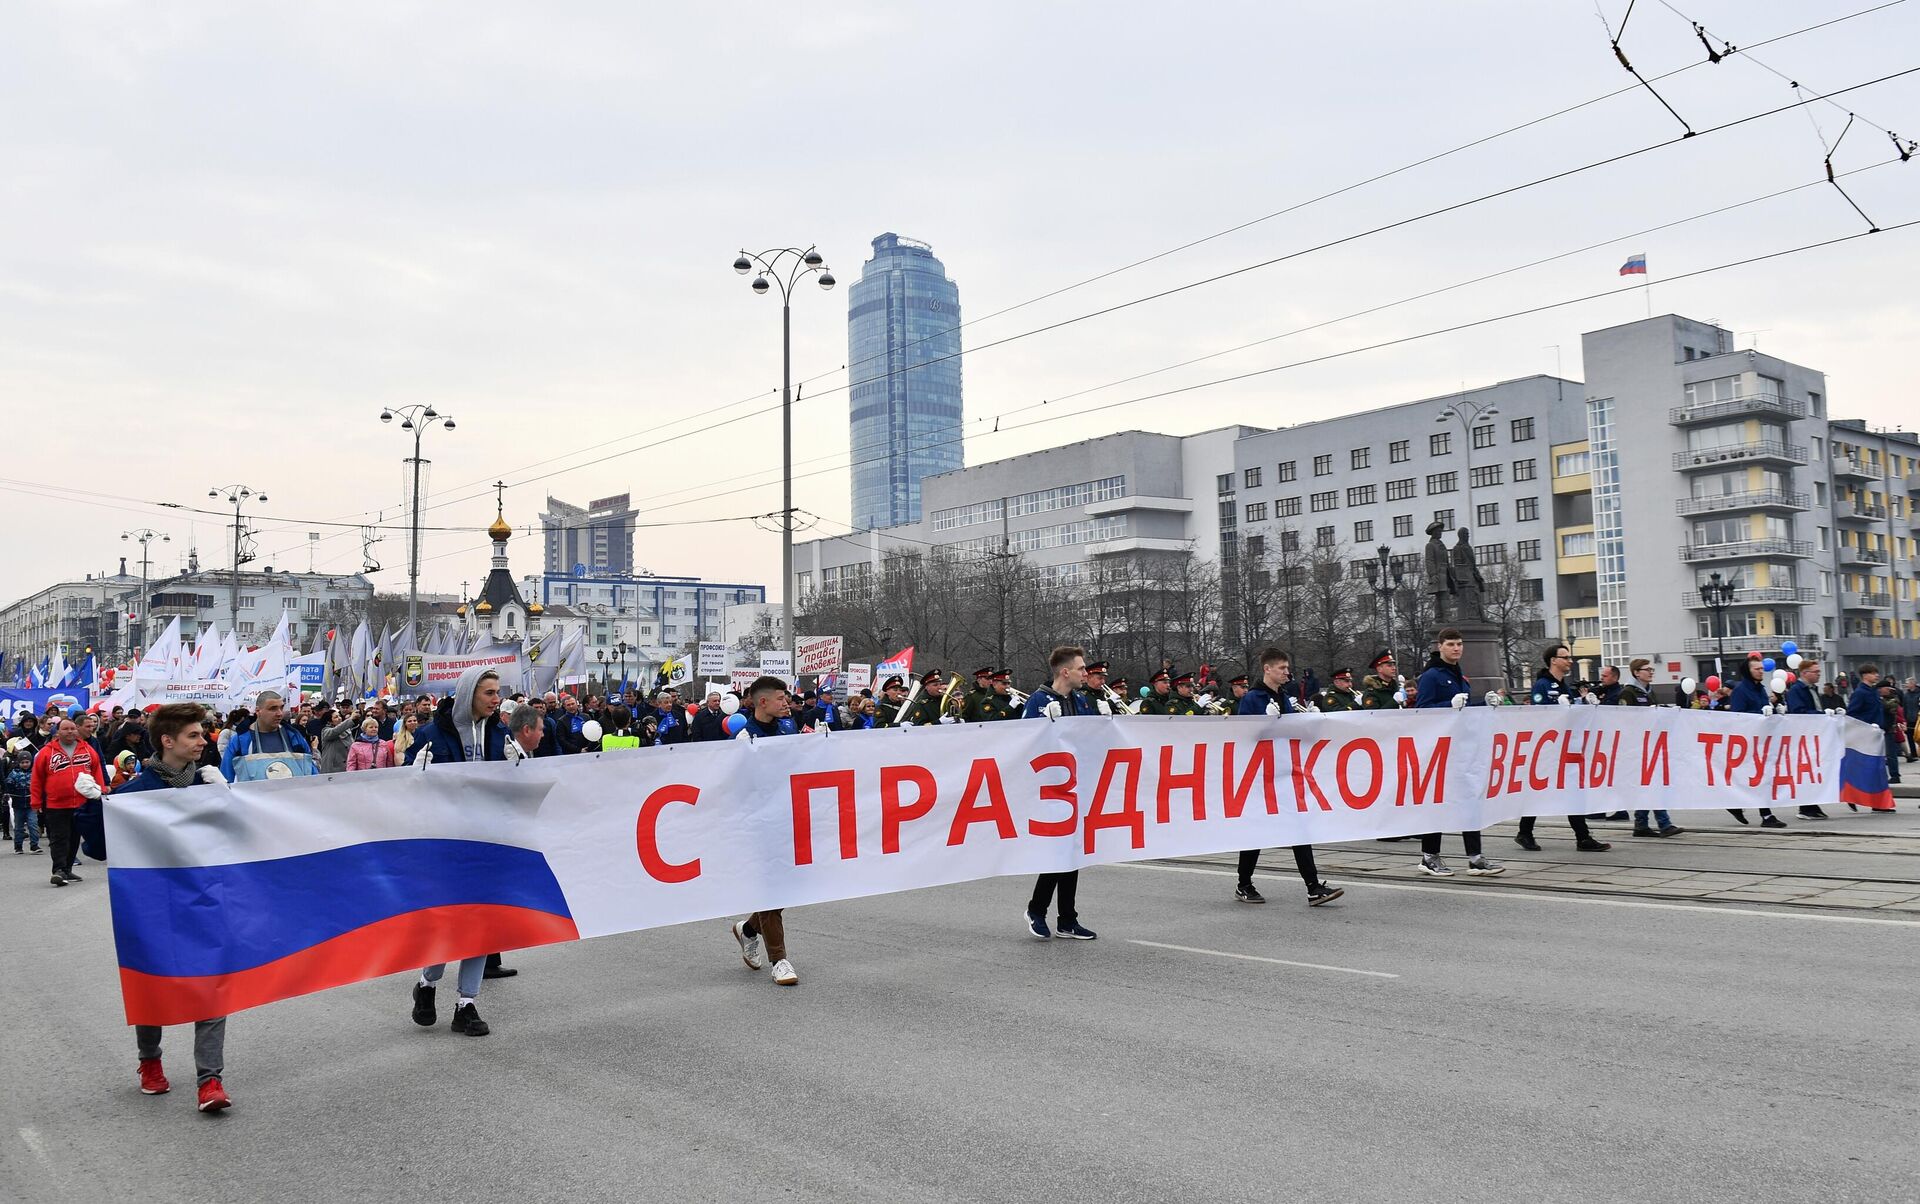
left=1021, top=646, right=1100, bottom=941
left=729, top=677, right=802, bottom=986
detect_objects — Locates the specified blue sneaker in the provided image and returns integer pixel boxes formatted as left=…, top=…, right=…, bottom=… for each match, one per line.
left=1054, top=920, right=1097, bottom=941
left=1023, top=909, right=1051, bottom=939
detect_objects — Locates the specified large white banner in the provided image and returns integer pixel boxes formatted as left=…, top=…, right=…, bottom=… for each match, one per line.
left=105, top=708, right=1877, bottom=1025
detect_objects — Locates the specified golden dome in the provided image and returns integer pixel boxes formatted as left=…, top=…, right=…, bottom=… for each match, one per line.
left=528, top=602, right=544, bottom=615
left=476, top=600, right=493, bottom=613
left=455, top=604, right=467, bottom=616
left=488, top=513, right=513, bottom=542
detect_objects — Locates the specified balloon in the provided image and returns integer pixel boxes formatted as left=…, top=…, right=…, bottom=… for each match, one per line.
left=1781, top=640, right=1798, bottom=656
left=723, top=713, right=748, bottom=735
left=1786, top=653, right=1803, bottom=670
left=1139, top=686, right=1152, bottom=699
left=1705, top=675, right=1722, bottom=692
left=1770, top=671, right=1788, bottom=693
left=719, top=694, right=740, bottom=715
left=581, top=720, right=603, bottom=743
left=1761, top=658, right=1776, bottom=672
left=1680, top=677, right=1697, bottom=695
left=1785, top=671, right=1796, bottom=684
left=1392, top=690, right=1407, bottom=704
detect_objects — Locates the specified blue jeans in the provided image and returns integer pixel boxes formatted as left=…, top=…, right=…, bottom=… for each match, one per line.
left=10, top=800, right=37, bottom=849
left=421, top=957, right=485, bottom=998
left=1632, top=809, right=1673, bottom=830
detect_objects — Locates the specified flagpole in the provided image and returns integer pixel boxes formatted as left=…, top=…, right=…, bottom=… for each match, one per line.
left=1645, top=263, right=1652, bottom=318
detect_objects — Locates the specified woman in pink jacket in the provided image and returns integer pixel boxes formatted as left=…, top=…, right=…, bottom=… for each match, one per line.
left=344, top=718, right=394, bottom=772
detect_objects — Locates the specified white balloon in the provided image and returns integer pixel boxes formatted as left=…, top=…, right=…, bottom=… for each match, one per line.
left=1770, top=671, right=1788, bottom=693
left=1681, top=677, right=1696, bottom=694
left=719, top=694, right=740, bottom=715
left=581, top=719, right=603, bottom=743
left=1785, top=653, right=1803, bottom=670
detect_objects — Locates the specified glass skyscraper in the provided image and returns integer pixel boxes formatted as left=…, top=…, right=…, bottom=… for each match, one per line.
left=847, top=232, right=963, bottom=529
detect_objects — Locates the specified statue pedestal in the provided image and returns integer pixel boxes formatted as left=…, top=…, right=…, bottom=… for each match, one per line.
left=1446, top=620, right=1507, bottom=693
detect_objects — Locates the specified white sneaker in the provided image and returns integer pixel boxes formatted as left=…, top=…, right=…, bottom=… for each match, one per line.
left=770, top=958, right=798, bottom=986
left=1418, top=854, right=1454, bottom=877
left=1466, top=856, right=1506, bottom=876
left=732, top=920, right=763, bottom=969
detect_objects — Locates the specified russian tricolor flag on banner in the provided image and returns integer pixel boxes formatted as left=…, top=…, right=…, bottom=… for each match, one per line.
left=1838, top=718, right=1896, bottom=810
left=1619, top=253, right=1647, bottom=276
left=107, top=770, right=579, bottom=1026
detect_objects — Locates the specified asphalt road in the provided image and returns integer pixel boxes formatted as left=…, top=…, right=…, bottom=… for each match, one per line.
left=2, top=822, right=1916, bottom=1204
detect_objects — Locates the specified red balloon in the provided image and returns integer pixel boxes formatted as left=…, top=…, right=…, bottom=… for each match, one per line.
left=1785, top=671, right=1796, bottom=683
left=1704, top=675, right=1722, bottom=692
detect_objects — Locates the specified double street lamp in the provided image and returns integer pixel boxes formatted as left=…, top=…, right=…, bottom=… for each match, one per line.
left=379, top=405, right=457, bottom=650
left=1436, top=392, right=1502, bottom=523
left=121, top=528, right=170, bottom=657
left=731, top=245, right=835, bottom=662
left=1361, top=544, right=1405, bottom=656
left=208, top=486, right=267, bottom=632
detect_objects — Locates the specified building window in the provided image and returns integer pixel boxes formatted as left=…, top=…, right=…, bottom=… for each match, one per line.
left=1354, top=520, right=1373, bottom=543
left=1273, top=461, right=1295, bottom=484
left=1514, top=459, right=1538, bottom=482
left=1280, top=530, right=1299, bottom=553
left=236, top=596, right=257, bottom=609
left=1476, top=502, right=1500, bottom=526
left=1218, top=500, right=1236, bottom=523
left=1244, top=467, right=1262, bottom=488
left=1472, top=424, right=1496, bottom=450
left=1244, top=502, right=1267, bottom=522
left=1522, top=577, right=1545, bottom=602
left=1216, top=473, right=1233, bottom=494
left=1516, top=497, right=1540, bottom=522
left=1393, top=514, right=1413, bottom=538
left=1475, top=543, right=1506, bottom=565
left=1389, top=439, right=1410, bottom=463
left=1817, top=525, right=1830, bottom=550
left=1555, top=450, right=1591, bottom=477
left=1561, top=531, right=1595, bottom=557
left=1433, top=509, right=1454, bottom=529
left=1310, top=491, right=1338, bottom=512
left=1426, top=472, right=1458, bottom=494
left=1277, top=496, right=1302, bottom=517
left=1313, top=454, right=1333, bottom=477
left=1430, top=432, right=1452, bottom=456
left=1517, top=539, right=1541, bottom=562
left=1469, top=464, right=1503, bottom=489
left=1315, top=525, right=1335, bottom=548
left=1386, top=478, right=1415, bottom=500
left=1351, top=447, right=1371, bottom=470
left=1346, top=484, right=1377, bottom=506
left=1511, top=417, right=1535, bottom=442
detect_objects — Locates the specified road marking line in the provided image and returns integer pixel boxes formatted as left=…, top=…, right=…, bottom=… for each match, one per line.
left=1111, top=862, right=1920, bottom=927
left=18, top=1126, right=49, bottom=1167
left=1125, top=939, right=1399, bottom=978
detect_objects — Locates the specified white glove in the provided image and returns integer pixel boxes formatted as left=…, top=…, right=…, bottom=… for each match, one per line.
left=734, top=727, right=754, bottom=740
left=1265, top=701, right=1280, bottom=717
left=1450, top=693, right=1468, bottom=710
left=1043, top=700, right=1062, bottom=719
left=198, top=766, right=225, bottom=786
left=938, top=715, right=959, bottom=724
left=505, top=739, right=527, bottom=764
left=1095, top=699, right=1111, bottom=716
left=416, top=747, right=434, bottom=770
left=73, top=772, right=102, bottom=800
left=1484, top=691, right=1503, bottom=707
left=1197, top=694, right=1214, bottom=709
left=1304, top=703, right=1321, bottom=713
left=1392, top=690, right=1407, bottom=704
left=1584, top=694, right=1600, bottom=705
left=1557, top=695, right=1572, bottom=707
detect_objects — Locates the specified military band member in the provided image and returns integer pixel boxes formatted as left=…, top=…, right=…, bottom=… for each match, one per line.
left=1166, top=672, right=1202, bottom=717
left=1227, top=674, right=1250, bottom=710
left=1358, top=651, right=1402, bottom=711
left=1319, top=667, right=1362, bottom=712
left=967, top=668, right=1022, bottom=722
left=1079, top=660, right=1116, bottom=715
left=874, top=676, right=909, bottom=726
left=962, top=666, right=995, bottom=720
left=1138, top=670, right=1174, bottom=716
left=901, top=669, right=951, bottom=726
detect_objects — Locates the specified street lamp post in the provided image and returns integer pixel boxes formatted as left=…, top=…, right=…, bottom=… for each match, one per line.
left=1435, top=391, right=1503, bottom=529
left=380, top=405, right=457, bottom=653
left=595, top=648, right=608, bottom=696
left=731, top=245, right=835, bottom=664
left=1701, top=570, right=1737, bottom=679
left=120, top=528, right=171, bottom=658
left=615, top=640, right=630, bottom=698
left=1362, top=544, right=1405, bottom=656
left=207, top=486, right=267, bottom=633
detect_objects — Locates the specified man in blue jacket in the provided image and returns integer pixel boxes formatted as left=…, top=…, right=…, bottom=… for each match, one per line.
left=1020, top=646, right=1101, bottom=939
left=403, top=665, right=509, bottom=1035
left=1235, top=647, right=1342, bottom=906
left=1514, top=645, right=1611, bottom=853
left=114, top=703, right=234, bottom=1114
left=1847, top=664, right=1900, bottom=786
left=1413, top=629, right=1504, bottom=877
left=1783, top=660, right=1830, bottom=819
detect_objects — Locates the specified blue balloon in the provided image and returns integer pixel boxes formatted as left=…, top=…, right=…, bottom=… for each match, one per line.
left=723, top=713, right=748, bottom=735
left=1761, top=658, right=1776, bottom=672
left=1781, top=640, right=1798, bottom=656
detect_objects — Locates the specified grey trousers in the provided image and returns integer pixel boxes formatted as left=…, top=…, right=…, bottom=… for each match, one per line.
left=135, top=1018, right=226, bottom=1085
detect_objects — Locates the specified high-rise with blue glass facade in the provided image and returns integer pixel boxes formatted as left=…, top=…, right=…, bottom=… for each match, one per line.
left=847, top=233, right=963, bottom=529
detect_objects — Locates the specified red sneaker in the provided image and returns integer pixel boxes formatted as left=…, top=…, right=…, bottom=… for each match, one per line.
left=196, top=1077, right=231, bottom=1113
left=137, top=1058, right=170, bottom=1095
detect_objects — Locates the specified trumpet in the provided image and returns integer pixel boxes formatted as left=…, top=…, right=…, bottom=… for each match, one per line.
left=888, top=677, right=923, bottom=727
left=1007, top=684, right=1030, bottom=707
left=1101, top=683, right=1141, bottom=715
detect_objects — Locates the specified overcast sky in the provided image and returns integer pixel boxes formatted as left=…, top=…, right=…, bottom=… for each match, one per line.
left=4, top=0, right=1917, bottom=607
